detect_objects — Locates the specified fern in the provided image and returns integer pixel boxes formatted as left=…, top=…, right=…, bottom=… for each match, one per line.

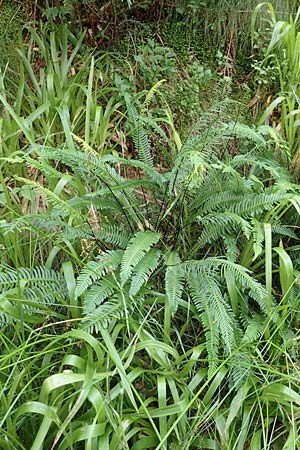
left=120, top=231, right=160, bottom=285
left=104, top=154, right=166, bottom=187
left=130, top=248, right=161, bottom=296
left=81, top=297, right=123, bottom=333
left=95, top=225, right=131, bottom=249
left=183, top=258, right=268, bottom=314
left=0, top=266, right=67, bottom=320
left=188, top=274, right=236, bottom=354
left=83, top=280, right=116, bottom=315
left=125, top=94, right=153, bottom=167
left=197, top=212, right=252, bottom=249
left=165, top=252, right=184, bottom=317
left=142, top=79, right=166, bottom=112
left=15, top=177, right=78, bottom=216
left=231, top=154, right=291, bottom=181
left=75, top=250, right=123, bottom=298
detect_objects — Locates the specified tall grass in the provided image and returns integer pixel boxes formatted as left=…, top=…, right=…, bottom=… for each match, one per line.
left=252, top=3, right=300, bottom=173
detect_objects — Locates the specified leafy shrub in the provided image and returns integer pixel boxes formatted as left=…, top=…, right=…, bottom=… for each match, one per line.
left=134, top=38, right=176, bottom=89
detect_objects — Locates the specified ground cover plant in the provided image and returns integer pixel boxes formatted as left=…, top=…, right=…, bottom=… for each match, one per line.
left=1, top=2, right=300, bottom=449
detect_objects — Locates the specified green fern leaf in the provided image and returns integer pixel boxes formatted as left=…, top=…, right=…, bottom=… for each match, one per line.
left=15, top=177, right=77, bottom=216
left=184, top=258, right=267, bottom=314
left=130, top=248, right=161, bottom=296
left=83, top=279, right=116, bottom=315
left=142, top=79, right=166, bottom=111
left=165, top=252, right=184, bottom=316
left=197, top=212, right=252, bottom=249
left=125, top=96, right=153, bottom=166
left=82, top=297, right=122, bottom=333
left=188, top=274, right=235, bottom=355
left=201, top=304, right=220, bottom=377
left=75, top=250, right=123, bottom=298
left=120, top=231, right=160, bottom=285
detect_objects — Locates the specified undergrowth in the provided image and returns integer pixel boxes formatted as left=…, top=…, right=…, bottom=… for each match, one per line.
left=1, top=4, right=300, bottom=450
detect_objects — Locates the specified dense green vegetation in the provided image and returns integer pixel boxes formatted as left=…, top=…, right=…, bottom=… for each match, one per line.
left=1, top=1, right=300, bottom=448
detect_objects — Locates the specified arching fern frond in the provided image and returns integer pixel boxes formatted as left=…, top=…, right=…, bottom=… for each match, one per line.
left=120, top=231, right=160, bottom=285
left=142, top=79, right=166, bottom=112
left=130, top=248, right=161, bottom=296
left=75, top=250, right=123, bottom=298
left=197, top=212, right=252, bottom=249
left=95, top=225, right=131, bottom=249
left=81, top=297, right=122, bottom=333
left=188, top=274, right=236, bottom=356
left=83, top=279, right=116, bottom=316
left=0, top=266, right=67, bottom=320
left=14, top=177, right=78, bottom=217
left=183, top=258, right=267, bottom=313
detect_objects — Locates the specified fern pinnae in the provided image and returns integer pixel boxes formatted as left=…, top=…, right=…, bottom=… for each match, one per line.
left=75, top=250, right=123, bottom=298
left=95, top=225, right=131, bottom=249
left=184, top=258, right=267, bottom=312
left=71, top=132, right=98, bottom=157
left=188, top=273, right=236, bottom=355
left=165, top=252, right=184, bottom=317
left=103, top=155, right=166, bottom=187
left=129, top=248, right=161, bottom=296
left=125, top=96, right=153, bottom=167
left=81, top=297, right=122, bottom=333
left=196, top=212, right=252, bottom=249
left=141, top=79, right=166, bottom=112
left=14, top=177, right=76, bottom=216
left=120, top=231, right=160, bottom=285
left=83, top=280, right=115, bottom=315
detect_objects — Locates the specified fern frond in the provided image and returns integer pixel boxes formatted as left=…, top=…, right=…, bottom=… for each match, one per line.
left=81, top=297, right=122, bottom=333
left=71, top=132, right=98, bottom=157
left=75, top=250, right=123, bottom=298
left=188, top=274, right=235, bottom=355
left=165, top=252, right=184, bottom=316
left=0, top=266, right=65, bottom=290
left=272, top=225, right=298, bottom=240
left=103, top=155, right=166, bottom=187
left=231, top=155, right=290, bottom=181
left=184, top=258, right=267, bottom=313
left=229, top=192, right=288, bottom=217
left=142, top=79, right=166, bottom=111
left=201, top=303, right=220, bottom=377
left=223, top=122, right=267, bottom=145
left=242, top=315, right=264, bottom=344
left=197, top=212, right=252, bottom=249
left=120, top=231, right=160, bottom=285
left=224, top=236, right=239, bottom=262
left=83, top=279, right=116, bottom=315
left=96, top=225, right=131, bottom=248
left=130, top=248, right=161, bottom=296
left=0, top=266, right=67, bottom=320
left=125, top=95, right=153, bottom=167
left=15, top=177, right=77, bottom=216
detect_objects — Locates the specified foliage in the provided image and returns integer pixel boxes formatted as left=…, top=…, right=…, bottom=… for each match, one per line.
left=1, top=3, right=300, bottom=449
left=134, top=39, right=176, bottom=89
left=0, top=24, right=127, bottom=168
left=252, top=3, right=300, bottom=172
